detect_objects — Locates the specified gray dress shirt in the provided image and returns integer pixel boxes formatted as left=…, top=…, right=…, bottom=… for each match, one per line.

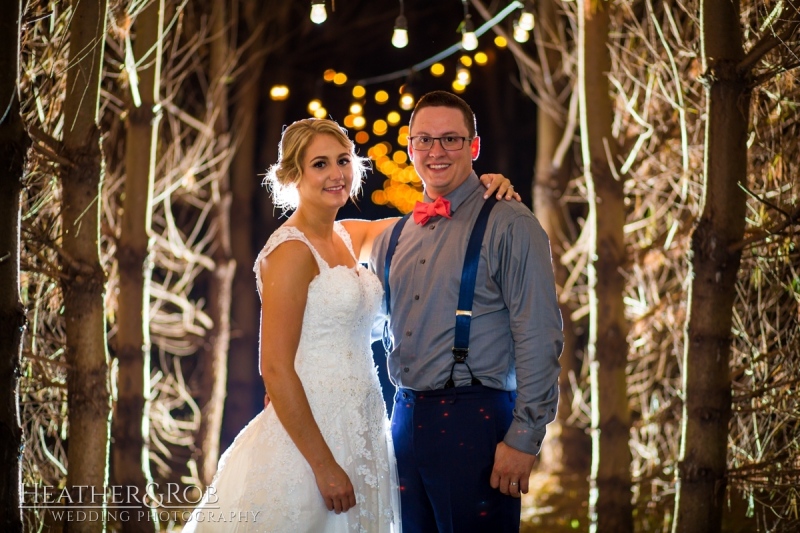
left=369, top=172, right=564, bottom=455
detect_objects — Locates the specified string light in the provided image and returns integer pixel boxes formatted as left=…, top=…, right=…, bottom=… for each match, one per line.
left=269, top=85, right=289, bottom=101
left=513, top=21, right=530, bottom=43
left=310, top=1, right=327, bottom=24
left=461, top=0, right=478, bottom=51
left=392, top=0, right=408, bottom=48
left=456, top=66, right=471, bottom=86
left=517, top=2, right=535, bottom=31
left=307, top=99, right=322, bottom=113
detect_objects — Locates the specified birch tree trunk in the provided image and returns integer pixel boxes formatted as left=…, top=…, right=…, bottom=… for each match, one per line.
left=0, top=2, right=28, bottom=531
left=577, top=1, right=632, bottom=530
left=112, top=0, right=164, bottom=529
left=673, top=1, right=748, bottom=531
left=59, top=1, right=111, bottom=531
left=196, top=0, right=235, bottom=486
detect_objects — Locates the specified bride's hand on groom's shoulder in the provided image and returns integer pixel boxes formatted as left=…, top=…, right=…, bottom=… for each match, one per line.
left=313, top=460, right=357, bottom=514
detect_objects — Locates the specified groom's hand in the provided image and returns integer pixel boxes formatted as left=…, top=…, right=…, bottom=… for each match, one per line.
left=490, top=441, right=537, bottom=498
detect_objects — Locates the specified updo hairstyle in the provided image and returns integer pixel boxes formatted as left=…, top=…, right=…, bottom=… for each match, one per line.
left=265, top=118, right=369, bottom=211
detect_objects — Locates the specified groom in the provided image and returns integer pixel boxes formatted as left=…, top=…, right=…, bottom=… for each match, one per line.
left=370, top=91, right=563, bottom=532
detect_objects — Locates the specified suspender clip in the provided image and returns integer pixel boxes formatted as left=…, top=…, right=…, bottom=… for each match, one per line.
left=451, top=347, right=469, bottom=363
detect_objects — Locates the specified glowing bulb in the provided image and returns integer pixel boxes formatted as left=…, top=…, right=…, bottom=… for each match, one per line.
left=352, top=85, right=366, bottom=98
left=307, top=99, right=322, bottom=113
left=392, top=15, right=408, bottom=48
left=461, top=30, right=478, bottom=51
left=518, top=11, right=535, bottom=32
left=333, top=72, right=348, bottom=85
left=350, top=103, right=363, bottom=114
left=430, top=63, right=445, bottom=77
left=513, top=22, right=529, bottom=43
left=387, top=111, right=401, bottom=125
left=353, top=116, right=366, bottom=129
left=313, top=107, right=327, bottom=119
left=375, top=90, right=389, bottom=103
left=310, top=2, right=327, bottom=24
left=494, top=35, right=508, bottom=48
left=474, top=52, right=488, bottom=65
left=269, top=85, right=289, bottom=101
left=451, top=80, right=466, bottom=93
left=456, top=67, right=471, bottom=85
left=399, top=93, right=415, bottom=111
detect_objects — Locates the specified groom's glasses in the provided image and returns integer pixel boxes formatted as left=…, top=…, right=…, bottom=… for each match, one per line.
left=408, top=136, right=472, bottom=151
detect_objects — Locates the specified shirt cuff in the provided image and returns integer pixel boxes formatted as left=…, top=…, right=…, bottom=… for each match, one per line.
left=504, top=420, right=547, bottom=456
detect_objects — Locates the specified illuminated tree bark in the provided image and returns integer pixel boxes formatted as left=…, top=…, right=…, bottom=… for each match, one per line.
left=59, top=1, right=111, bottom=531
left=195, top=0, right=235, bottom=487
left=112, top=0, right=164, bottom=529
left=532, top=0, right=588, bottom=474
left=577, top=0, right=633, bottom=530
left=673, top=2, right=748, bottom=531
left=0, top=2, right=28, bottom=531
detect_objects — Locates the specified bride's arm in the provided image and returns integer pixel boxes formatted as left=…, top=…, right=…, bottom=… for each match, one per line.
left=340, top=173, right=521, bottom=261
left=258, top=242, right=356, bottom=514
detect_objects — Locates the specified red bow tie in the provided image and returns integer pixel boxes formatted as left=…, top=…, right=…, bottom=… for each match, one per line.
left=413, top=196, right=452, bottom=225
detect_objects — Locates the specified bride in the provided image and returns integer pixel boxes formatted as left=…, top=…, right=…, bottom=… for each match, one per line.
left=183, top=118, right=516, bottom=532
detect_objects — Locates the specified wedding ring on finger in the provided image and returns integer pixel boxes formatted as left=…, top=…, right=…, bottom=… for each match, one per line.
left=510, top=481, right=518, bottom=486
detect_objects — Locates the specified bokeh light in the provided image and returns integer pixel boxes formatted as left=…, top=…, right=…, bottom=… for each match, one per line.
left=323, top=69, right=336, bottom=82
left=352, top=85, right=366, bottom=98
left=387, top=111, right=401, bottom=125
left=269, top=85, right=289, bottom=101
left=375, top=90, right=389, bottom=103
left=430, top=63, right=445, bottom=77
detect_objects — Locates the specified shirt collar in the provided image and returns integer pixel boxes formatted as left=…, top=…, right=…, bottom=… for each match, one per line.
left=422, top=171, right=480, bottom=214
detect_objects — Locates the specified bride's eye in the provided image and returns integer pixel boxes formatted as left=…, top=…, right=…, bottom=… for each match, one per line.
left=338, top=157, right=351, bottom=166
left=312, top=160, right=326, bottom=169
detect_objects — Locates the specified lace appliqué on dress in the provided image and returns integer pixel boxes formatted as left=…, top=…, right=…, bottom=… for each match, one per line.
left=185, top=222, right=400, bottom=533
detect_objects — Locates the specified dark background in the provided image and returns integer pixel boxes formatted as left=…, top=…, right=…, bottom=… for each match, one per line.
left=252, top=0, right=538, bottom=224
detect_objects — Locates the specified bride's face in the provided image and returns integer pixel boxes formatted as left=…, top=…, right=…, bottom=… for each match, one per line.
left=296, top=133, right=354, bottom=210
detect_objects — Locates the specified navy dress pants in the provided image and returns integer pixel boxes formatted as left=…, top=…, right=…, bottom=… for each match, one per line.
left=391, top=385, right=521, bottom=533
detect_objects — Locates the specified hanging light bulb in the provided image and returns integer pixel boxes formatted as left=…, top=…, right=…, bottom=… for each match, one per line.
left=392, top=1, right=408, bottom=48
left=513, top=21, right=530, bottom=43
left=310, top=1, right=327, bottom=24
left=461, top=0, right=478, bottom=51
left=517, top=3, right=535, bottom=32
left=461, top=17, right=478, bottom=50
left=392, top=15, right=408, bottom=48
left=456, top=66, right=471, bottom=86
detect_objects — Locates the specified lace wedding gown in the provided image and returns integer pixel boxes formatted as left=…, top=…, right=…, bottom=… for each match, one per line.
left=184, top=223, right=400, bottom=533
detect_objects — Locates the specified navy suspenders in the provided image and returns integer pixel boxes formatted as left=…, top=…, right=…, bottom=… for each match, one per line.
left=382, top=213, right=411, bottom=354
left=382, top=197, right=498, bottom=388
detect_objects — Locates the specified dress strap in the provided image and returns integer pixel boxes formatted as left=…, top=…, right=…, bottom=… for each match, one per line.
left=254, top=226, right=328, bottom=299
left=333, top=221, right=358, bottom=263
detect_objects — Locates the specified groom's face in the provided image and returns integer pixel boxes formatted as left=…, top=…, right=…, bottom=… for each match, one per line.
left=407, top=106, right=480, bottom=199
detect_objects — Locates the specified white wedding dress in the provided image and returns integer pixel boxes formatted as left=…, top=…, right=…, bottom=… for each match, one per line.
left=184, top=222, right=401, bottom=533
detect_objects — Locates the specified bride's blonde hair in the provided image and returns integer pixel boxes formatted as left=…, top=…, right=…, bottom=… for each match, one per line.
left=265, top=118, right=369, bottom=211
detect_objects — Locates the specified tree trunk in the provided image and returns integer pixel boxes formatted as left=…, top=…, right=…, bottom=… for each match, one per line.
left=533, top=0, right=590, bottom=475
left=0, top=3, right=29, bottom=531
left=577, top=1, right=633, bottom=531
left=673, top=1, right=747, bottom=531
left=195, top=0, right=235, bottom=487
left=112, top=0, right=164, bottom=529
left=59, top=1, right=111, bottom=531
left=221, top=0, right=271, bottom=449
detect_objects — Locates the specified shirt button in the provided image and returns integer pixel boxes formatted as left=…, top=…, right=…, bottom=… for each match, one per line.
left=414, top=295, right=420, bottom=300
left=403, top=367, right=410, bottom=373
left=405, top=330, right=412, bottom=337
left=429, top=224, right=435, bottom=230
left=420, top=259, right=426, bottom=264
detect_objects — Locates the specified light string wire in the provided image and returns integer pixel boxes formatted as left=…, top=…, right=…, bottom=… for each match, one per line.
left=355, top=0, right=523, bottom=86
